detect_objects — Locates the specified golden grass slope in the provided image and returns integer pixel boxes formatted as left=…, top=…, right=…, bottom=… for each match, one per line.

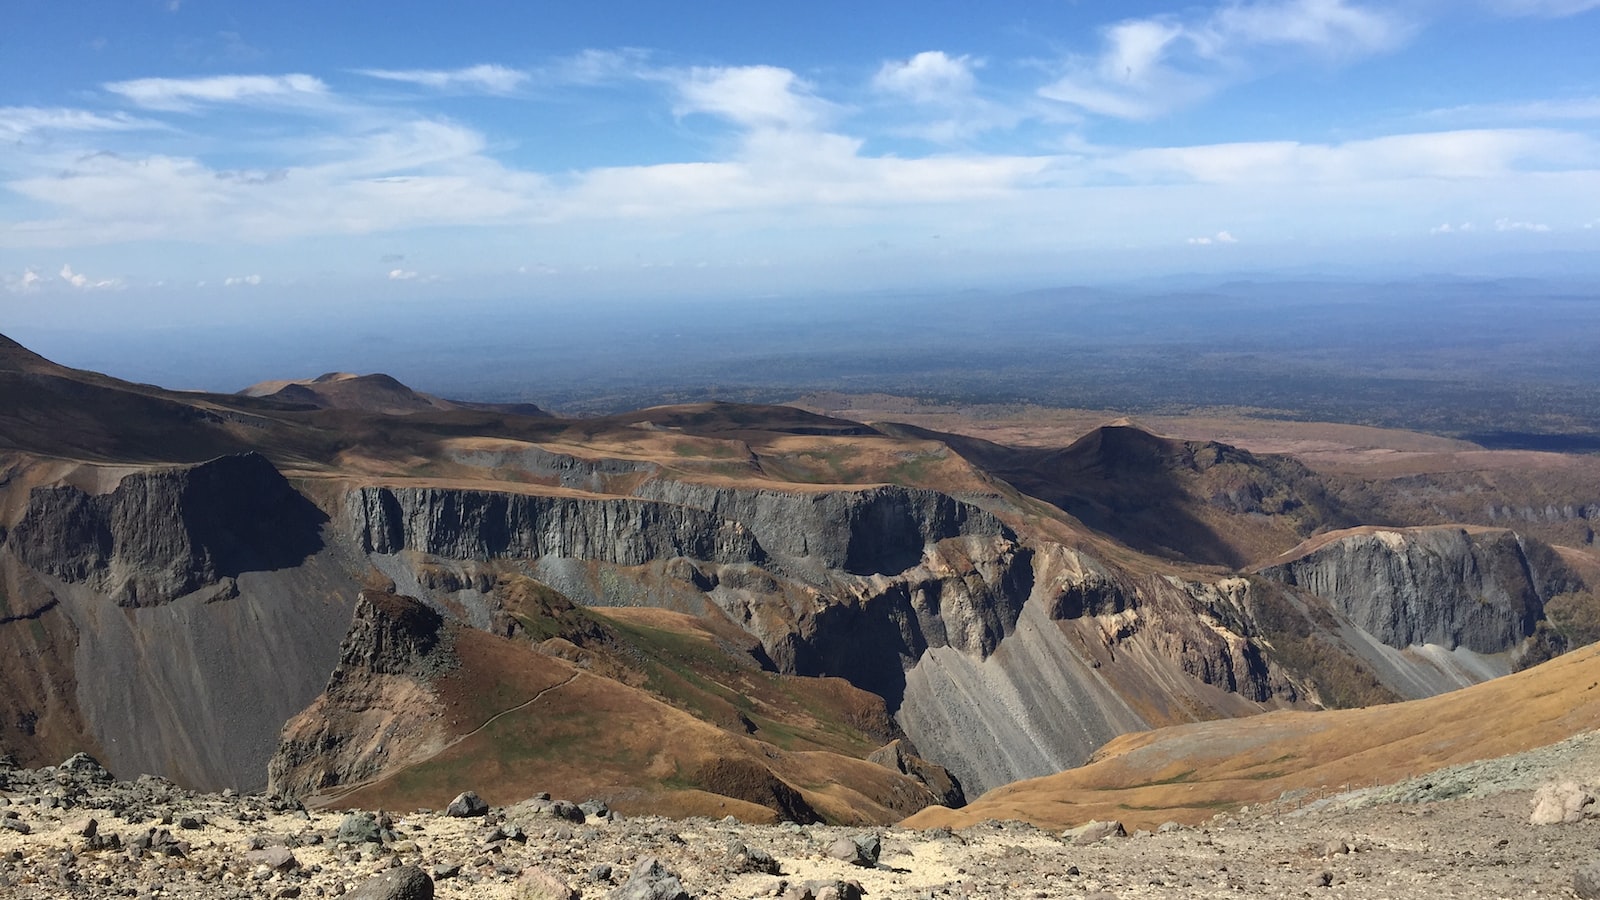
left=905, top=641, right=1600, bottom=833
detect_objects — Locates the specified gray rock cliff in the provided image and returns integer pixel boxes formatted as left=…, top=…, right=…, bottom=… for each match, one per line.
left=1258, top=528, right=1580, bottom=653
left=7, top=452, right=324, bottom=607
left=346, top=487, right=765, bottom=567
left=631, top=482, right=1010, bottom=576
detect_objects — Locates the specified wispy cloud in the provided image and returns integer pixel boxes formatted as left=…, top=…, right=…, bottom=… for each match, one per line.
left=357, top=64, right=528, bottom=95
left=104, top=74, right=328, bottom=111
left=1188, top=230, right=1239, bottom=244
left=0, top=107, right=160, bottom=139
left=1495, top=217, right=1551, bottom=232
left=1040, top=0, right=1414, bottom=119
left=1424, top=96, right=1600, bottom=125
left=387, top=268, right=418, bottom=280
left=1094, top=129, right=1595, bottom=184
left=224, top=274, right=261, bottom=286
left=540, top=48, right=652, bottom=86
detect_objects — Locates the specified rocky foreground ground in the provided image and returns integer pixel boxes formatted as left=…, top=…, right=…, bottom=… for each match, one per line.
left=7, top=734, right=1600, bottom=900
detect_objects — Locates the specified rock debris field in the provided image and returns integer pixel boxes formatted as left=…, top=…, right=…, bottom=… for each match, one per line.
left=7, top=735, right=1600, bottom=900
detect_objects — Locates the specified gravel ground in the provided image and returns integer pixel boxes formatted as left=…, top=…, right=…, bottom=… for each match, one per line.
left=4, top=737, right=1600, bottom=899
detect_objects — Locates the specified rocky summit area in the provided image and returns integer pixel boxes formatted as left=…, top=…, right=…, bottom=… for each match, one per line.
left=6, top=741, right=1600, bottom=900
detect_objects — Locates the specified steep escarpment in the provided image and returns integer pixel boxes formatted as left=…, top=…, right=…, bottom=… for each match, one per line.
left=7, top=453, right=325, bottom=607
left=0, top=453, right=356, bottom=791
left=632, top=481, right=1009, bottom=576
left=1258, top=527, right=1581, bottom=654
left=346, top=487, right=765, bottom=567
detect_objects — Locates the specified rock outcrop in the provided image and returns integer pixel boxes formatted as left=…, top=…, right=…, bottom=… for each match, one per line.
left=1258, top=528, right=1580, bottom=653
left=867, top=739, right=965, bottom=808
left=267, top=592, right=455, bottom=800
left=7, top=453, right=324, bottom=607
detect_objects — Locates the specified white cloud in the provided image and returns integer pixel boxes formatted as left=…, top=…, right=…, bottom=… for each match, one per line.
left=1482, top=0, right=1600, bottom=16
left=1041, top=0, right=1413, bottom=119
left=1096, top=129, right=1595, bottom=184
left=1495, top=217, right=1551, bottom=232
left=104, top=74, right=328, bottom=111
left=224, top=274, right=262, bottom=285
left=387, top=269, right=418, bottom=280
left=58, top=264, right=119, bottom=289
left=0, top=107, right=159, bottom=139
left=1430, top=221, right=1477, bottom=234
left=4, top=269, right=44, bottom=293
left=1187, top=230, right=1239, bottom=245
left=357, top=64, right=528, bottom=95
left=673, top=65, right=833, bottom=130
left=873, top=52, right=979, bottom=103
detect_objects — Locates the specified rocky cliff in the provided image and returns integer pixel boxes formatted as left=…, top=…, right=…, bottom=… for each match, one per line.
left=7, top=453, right=324, bottom=607
left=631, top=482, right=1010, bottom=576
left=347, top=486, right=766, bottom=568
left=267, top=591, right=454, bottom=800
left=1258, top=527, right=1580, bottom=653
left=1, top=453, right=355, bottom=791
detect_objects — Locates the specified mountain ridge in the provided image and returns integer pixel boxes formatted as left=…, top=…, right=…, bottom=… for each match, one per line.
left=0, top=331, right=1594, bottom=825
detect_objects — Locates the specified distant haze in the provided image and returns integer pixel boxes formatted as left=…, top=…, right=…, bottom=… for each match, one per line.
left=11, top=276, right=1600, bottom=440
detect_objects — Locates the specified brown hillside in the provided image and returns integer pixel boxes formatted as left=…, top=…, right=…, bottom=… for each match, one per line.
left=880, top=421, right=1363, bottom=568
left=905, top=641, right=1600, bottom=833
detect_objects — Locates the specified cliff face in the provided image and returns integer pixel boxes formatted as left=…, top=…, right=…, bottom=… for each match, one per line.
left=7, top=453, right=324, bottom=607
left=631, top=482, right=1010, bottom=576
left=1258, top=528, right=1579, bottom=653
left=894, top=549, right=1302, bottom=795
left=346, top=487, right=765, bottom=568
left=0, top=453, right=353, bottom=791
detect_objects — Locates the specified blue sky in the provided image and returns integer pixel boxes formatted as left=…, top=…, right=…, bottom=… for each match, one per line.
left=4, top=0, right=1600, bottom=322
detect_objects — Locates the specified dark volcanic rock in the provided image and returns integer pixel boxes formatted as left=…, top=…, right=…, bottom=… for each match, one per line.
left=445, top=791, right=488, bottom=818
left=826, top=834, right=880, bottom=868
left=609, top=856, right=691, bottom=900
left=57, top=752, right=112, bottom=782
left=336, top=813, right=383, bottom=845
left=346, top=865, right=433, bottom=900
left=340, top=592, right=447, bottom=677
left=7, top=453, right=324, bottom=607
